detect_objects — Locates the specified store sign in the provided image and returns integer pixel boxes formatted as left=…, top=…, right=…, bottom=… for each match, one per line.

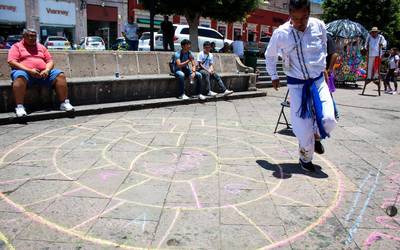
left=0, top=0, right=25, bottom=23
left=39, top=0, right=76, bottom=26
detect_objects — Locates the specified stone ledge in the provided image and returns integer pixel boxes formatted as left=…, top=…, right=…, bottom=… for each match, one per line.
left=0, top=90, right=267, bottom=125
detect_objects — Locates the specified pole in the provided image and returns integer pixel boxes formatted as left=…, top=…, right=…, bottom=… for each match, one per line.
left=149, top=0, right=155, bottom=51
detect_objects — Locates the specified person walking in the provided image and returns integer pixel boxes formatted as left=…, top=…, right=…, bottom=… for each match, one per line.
left=384, top=48, right=399, bottom=94
left=265, top=0, right=336, bottom=172
left=161, top=16, right=175, bottom=51
left=232, top=35, right=245, bottom=61
left=122, top=16, right=139, bottom=51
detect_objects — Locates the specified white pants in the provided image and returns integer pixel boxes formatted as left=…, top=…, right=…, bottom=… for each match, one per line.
left=367, top=56, right=379, bottom=79
left=288, top=77, right=337, bottom=163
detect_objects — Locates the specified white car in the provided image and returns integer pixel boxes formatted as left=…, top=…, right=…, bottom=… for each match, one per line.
left=44, top=36, right=71, bottom=50
left=139, top=32, right=162, bottom=51
left=79, top=36, right=106, bottom=51
left=155, top=24, right=232, bottom=51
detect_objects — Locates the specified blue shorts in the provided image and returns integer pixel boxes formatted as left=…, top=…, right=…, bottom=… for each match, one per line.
left=11, top=69, right=63, bottom=87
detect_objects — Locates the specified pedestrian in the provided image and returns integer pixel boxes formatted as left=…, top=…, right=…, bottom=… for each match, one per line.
left=265, top=0, right=336, bottom=172
left=161, top=15, right=175, bottom=51
left=197, top=41, right=234, bottom=97
left=232, top=35, right=244, bottom=61
left=7, top=28, right=74, bottom=117
left=210, top=42, right=217, bottom=53
left=219, top=42, right=232, bottom=53
left=173, top=39, right=203, bottom=100
left=364, top=27, right=387, bottom=84
left=325, top=33, right=339, bottom=119
left=384, top=47, right=399, bottom=94
left=122, top=16, right=139, bottom=51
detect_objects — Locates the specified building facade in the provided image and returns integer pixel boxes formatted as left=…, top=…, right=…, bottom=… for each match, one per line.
left=0, top=0, right=128, bottom=48
left=0, top=0, right=289, bottom=47
left=128, top=0, right=289, bottom=42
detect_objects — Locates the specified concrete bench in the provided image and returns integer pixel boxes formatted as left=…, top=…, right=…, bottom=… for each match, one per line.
left=0, top=50, right=256, bottom=113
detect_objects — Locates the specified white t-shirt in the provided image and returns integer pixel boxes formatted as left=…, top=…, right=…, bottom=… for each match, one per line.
left=232, top=40, right=244, bottom=58
left=197, top=51, right=214, bottom=70
left=389, top=54, right=399, bottom=69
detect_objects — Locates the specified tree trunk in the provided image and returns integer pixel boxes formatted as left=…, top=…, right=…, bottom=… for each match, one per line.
left=185, top=13, right=201, bottom=52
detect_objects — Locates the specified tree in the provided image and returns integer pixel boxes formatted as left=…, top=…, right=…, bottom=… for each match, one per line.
left=141, top=0, right=261, bottom=51
left=322, top=0, right=400, bottom=48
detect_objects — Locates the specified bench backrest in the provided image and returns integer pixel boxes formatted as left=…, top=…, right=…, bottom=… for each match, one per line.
left=0, top=50, right=241, bottom=80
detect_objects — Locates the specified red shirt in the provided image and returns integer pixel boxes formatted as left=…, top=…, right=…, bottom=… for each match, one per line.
left=7, top=40, right=52, bottom=71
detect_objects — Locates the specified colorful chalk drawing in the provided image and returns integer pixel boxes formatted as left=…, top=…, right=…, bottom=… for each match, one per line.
left=0, top=117, right=344, bottom=249
left=364, top=162, right=400, bottom=248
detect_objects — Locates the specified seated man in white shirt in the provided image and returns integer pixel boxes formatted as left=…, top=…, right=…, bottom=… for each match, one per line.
left=265, top=0, right=336, bottom=172
left=197, top=41, right=233, bottom=97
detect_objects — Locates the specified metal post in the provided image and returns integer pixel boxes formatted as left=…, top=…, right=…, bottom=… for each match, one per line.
left=149, top=0, right=155, bottom=51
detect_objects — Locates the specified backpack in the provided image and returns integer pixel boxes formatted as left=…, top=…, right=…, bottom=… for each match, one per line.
left=168, top=50, right=187, bottom=75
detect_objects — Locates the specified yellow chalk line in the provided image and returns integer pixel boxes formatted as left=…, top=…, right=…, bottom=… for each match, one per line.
left=231, top=205, right=274, bottom=244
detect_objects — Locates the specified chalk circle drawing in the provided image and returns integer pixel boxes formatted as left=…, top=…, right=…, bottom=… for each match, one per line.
left=224, top=183, right=249, bottom=195
left=0, top=118, right=344, bottom=249
left=142, top=149, right=211, bottom=178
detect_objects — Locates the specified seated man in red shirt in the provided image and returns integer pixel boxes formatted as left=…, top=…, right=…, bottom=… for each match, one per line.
left=7, top=28, right=74, bottom=117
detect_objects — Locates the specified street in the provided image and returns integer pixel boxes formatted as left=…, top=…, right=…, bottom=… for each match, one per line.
left=0, top=86, right=399, bottom=249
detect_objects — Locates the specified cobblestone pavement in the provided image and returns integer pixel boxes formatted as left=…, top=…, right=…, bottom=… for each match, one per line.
left=0, top=86, right=399, bottom=249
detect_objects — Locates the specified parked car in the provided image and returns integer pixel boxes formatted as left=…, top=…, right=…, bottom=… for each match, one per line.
left=44, top=36, right=71, bottom=50
left=139, top=32, right=162, bottom=51
left=5, top=35, right=22, bottom=48
left=78, top=36, right=106, bottom=50
left=155, top=25, right=232, bottom=51
left=258, top=36, right=271, bottom=57
left=111, top=37, right=128, bottom=50
left=0, top=36, right=6, bottom=49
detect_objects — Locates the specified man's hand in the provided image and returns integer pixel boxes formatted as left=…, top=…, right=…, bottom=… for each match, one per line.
left=28, top=69, right=41, bottom=78
left=40, top=69, right=50, bottom=79
left=191, top=72, right=196, bottom=79
left=272, top=79, right=280, bottom=90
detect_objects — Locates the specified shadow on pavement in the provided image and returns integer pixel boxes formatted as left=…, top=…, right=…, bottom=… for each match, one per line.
left=256, top=160, right=329, bottom=179
left=276, top=128, right=295, bottom=137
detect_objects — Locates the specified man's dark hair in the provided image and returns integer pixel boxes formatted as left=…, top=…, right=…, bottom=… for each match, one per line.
left=289, top=0, right=310, bottom=12
left=181, top=39, right=191, bottom=46
left=203, top=41, right=211, bottom=47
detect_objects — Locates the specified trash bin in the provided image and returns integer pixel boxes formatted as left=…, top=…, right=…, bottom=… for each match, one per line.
left=244, top=49, right=259, bottom=73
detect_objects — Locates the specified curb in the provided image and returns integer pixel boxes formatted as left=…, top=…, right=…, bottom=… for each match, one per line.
left=0, top=91, right=267, bottom=125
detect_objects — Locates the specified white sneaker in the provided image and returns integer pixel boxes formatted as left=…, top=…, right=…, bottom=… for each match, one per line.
left=60, top=99, right=75, bottom=112
left=178, top=94, right=189, bottom=100
left=392, top=91, right=397, bottom=95
left=207, top=91, right=217, bottom=97
left=198, top=94, right=206, bottom=101
left=223, top=89, right=234, bottom=96
left=15, top=105, right=27, bottom=117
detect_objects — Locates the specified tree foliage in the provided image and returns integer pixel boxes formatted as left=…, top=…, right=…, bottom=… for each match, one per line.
left=141, top=0, right=261, bottom=51
left=322, top=0, right=400, bottom=47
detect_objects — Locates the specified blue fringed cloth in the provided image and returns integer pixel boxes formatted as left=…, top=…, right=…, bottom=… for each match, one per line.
left=287, top=73, right=329, bottom=139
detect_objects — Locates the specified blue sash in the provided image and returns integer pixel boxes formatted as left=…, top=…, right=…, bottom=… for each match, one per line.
left=287, top=73, right=329, bottom=139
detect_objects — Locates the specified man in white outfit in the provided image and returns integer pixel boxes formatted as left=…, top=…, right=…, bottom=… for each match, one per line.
left=365, top=27, right=387, bottom=81
left=265, top=0, right=336, bottom=172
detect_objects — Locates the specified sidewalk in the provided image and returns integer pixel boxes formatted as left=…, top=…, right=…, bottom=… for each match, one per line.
left=0, top=86, right=399, bottom=249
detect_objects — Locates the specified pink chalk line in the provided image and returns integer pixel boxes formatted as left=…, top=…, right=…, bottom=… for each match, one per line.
left=189, top=181, right=202, bottom=208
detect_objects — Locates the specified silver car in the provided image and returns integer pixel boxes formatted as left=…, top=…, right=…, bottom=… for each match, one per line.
left=79, top=36, right=106, bottom=51
left=44, top=36, right=71, bottom=50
